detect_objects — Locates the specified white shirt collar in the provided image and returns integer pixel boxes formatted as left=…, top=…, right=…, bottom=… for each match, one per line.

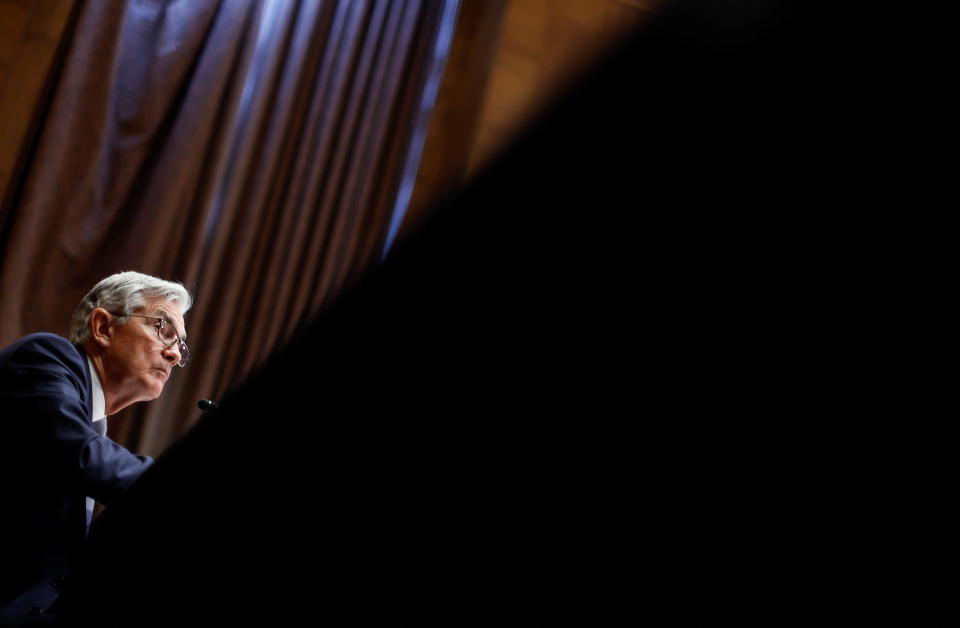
left=87, top=357, right=106, bottom=422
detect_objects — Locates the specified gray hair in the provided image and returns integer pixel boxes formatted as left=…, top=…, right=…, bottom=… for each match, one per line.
left=69, top=271, right=193, bottom=344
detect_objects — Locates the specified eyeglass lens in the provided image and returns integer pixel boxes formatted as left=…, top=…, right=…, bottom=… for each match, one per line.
left=158, top=320, right=190, bottom=366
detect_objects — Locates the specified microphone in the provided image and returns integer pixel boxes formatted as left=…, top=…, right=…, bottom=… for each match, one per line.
left=197, top=399, right=221, bottom=413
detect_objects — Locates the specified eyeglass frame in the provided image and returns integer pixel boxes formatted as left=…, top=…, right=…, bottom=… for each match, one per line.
left=106, top=311, right=191, bottom=367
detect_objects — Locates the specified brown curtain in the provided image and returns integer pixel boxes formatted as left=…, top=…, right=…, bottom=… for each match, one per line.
left=0, top=0, right=460, bottom=455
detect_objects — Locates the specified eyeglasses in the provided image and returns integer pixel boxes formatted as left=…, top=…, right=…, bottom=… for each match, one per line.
left=108, top=312, right=191, bottom=367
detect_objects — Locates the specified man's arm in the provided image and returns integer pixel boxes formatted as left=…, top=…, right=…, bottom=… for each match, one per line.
left=1, top=334, right=152, bottom=505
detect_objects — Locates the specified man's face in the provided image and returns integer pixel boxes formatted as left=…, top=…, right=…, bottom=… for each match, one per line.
left=101, top=297, right=187, bottom=408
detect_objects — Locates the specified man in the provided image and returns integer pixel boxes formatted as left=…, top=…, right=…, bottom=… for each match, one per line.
left=0, top=271, right=191, bottom=625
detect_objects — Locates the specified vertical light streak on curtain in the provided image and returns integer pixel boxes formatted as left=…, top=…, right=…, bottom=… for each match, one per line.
left=277, top=0, right=376, bottom=338
left=231, top=2, right=370, bottom=386
left=190, top=0, right=367, bottom=402
left=200, top=0, right=283, bottom=248
left=173, top=1, right=259, bottom=286
left=250, top=0, right=355, bottom=361
left=173, top=0, right=301, bottom=414
left=315, top=0, right=419, bottom=300
left=286, top=0, right=394, bottom=326
left=382, top=0, right=461, bottom=258
left=218, top=0, right=335, bottom=363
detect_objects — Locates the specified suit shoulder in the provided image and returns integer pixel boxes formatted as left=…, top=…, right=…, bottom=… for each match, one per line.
left=0, top=333, right=86, bottom=374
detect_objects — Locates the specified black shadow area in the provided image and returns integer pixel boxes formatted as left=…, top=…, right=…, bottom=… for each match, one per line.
left=55, top=2, right=926, bottom=626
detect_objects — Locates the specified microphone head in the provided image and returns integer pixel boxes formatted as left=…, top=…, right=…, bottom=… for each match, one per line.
left=197, top=399, right=220, bottom=412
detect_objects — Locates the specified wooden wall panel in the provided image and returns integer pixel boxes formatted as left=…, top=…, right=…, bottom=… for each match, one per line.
left=0, top=0, right=76, bottom=220
left=466, top=0, right=662, bottom=175
left=402, top=0, right=664, bottom=241
left=0, top=1, right=36, bottom=114
left=402, top=0, right=508, bottom=238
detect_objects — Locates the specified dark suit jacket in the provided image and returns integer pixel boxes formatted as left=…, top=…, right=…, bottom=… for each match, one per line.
left=0, top=333, right=152, bottom=625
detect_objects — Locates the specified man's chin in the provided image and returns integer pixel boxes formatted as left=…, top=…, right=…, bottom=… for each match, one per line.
left=141, top=375, right=166, bottom=399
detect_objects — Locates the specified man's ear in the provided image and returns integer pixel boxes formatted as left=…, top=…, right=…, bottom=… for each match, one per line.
left=89, top=308, right=114, bottom=347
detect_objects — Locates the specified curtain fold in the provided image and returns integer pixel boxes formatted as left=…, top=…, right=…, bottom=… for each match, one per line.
left=0, top=0, right=458, bottom=455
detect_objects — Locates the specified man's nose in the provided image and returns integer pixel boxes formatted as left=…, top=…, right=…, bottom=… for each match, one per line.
left=162, top=343, right=182, bottom=365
